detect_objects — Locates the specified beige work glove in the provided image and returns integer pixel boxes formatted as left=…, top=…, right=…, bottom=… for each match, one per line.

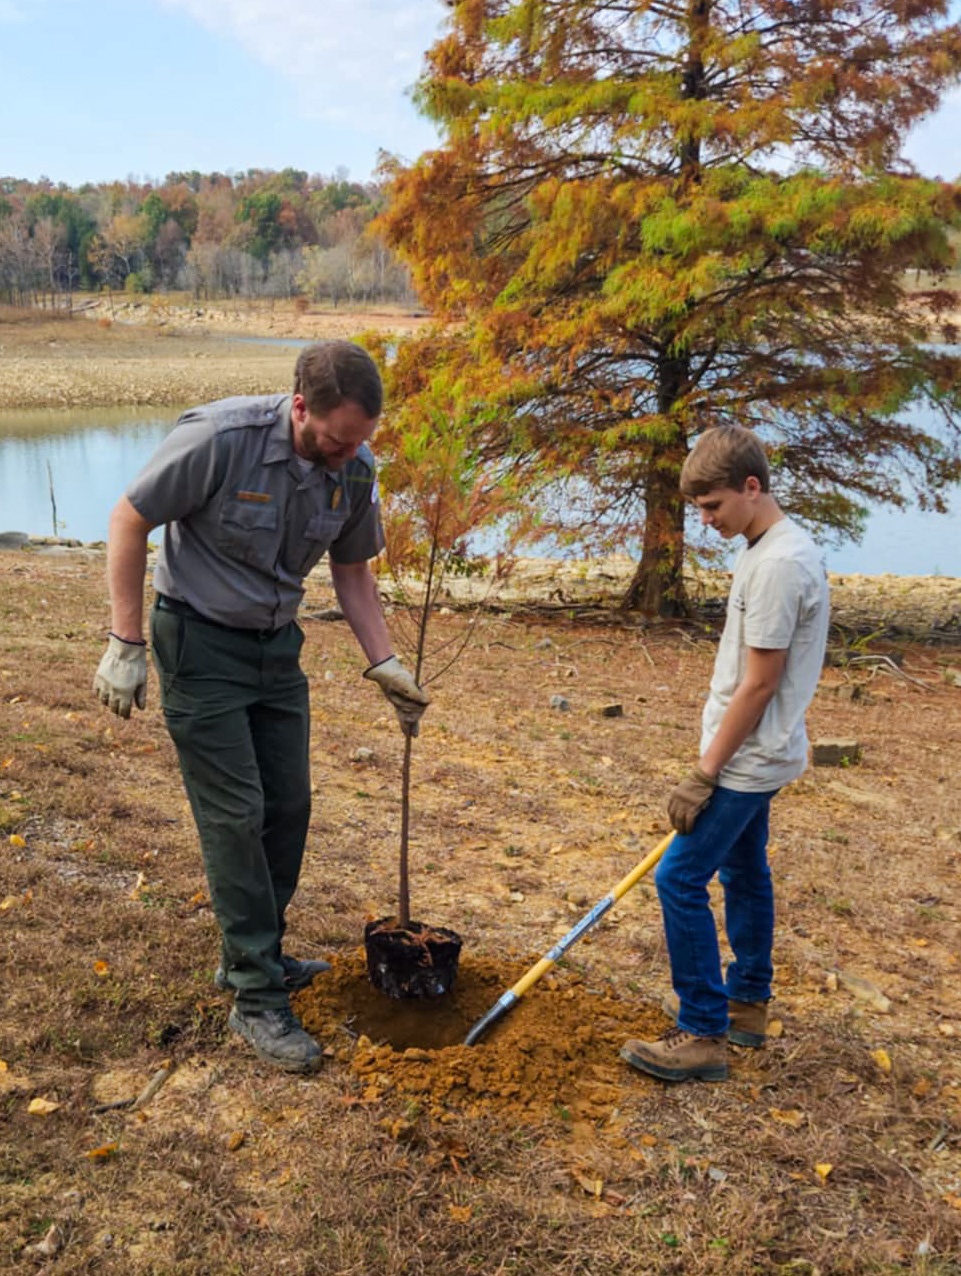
left=363, top=656, right=430, bottom=737
left=94, top=634, right=148, bottom=719
left=667, top=766, right=717, bottom=835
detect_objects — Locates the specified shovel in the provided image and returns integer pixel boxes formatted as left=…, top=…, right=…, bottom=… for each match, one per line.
left=464, top=831, right=675, bottom=1045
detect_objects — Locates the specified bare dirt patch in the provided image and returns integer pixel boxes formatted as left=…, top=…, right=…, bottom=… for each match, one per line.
left=1, top=552, right=960, bottom=1274
left=0, top=298, right=431, bottom=409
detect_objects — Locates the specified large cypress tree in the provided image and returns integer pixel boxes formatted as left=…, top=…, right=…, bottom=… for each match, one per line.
left=380, top=0, right=961, bottom=614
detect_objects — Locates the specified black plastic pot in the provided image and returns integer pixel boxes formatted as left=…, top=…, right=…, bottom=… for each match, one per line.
left=364, top=917, right=463, bottom=999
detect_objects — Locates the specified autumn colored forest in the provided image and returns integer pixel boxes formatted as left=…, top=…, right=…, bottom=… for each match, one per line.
left=0, top=167, right=414, bottom=307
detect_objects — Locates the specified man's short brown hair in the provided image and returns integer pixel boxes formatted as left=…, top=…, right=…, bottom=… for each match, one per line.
left=680, top=425, right=771, bottom=497
left=293, top=340, right=383, bottom=420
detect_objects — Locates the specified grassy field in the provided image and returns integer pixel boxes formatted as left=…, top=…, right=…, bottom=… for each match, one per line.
left=1, top=548, right=960, bottom=1274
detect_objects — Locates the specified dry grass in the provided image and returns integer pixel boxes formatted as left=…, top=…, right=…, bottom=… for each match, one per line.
left=1, top=551, right=960, bottom=1275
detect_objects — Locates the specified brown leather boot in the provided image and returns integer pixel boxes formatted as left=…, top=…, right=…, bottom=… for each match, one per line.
left=661, top=991, right=768, bottom=1048
left=620, top=1028, right=728, bottom=1082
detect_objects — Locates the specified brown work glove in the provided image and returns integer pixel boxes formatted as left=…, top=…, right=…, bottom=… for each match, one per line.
left=667, top=766, right=717, bottom=834
left=363, top=656, right=430, bottom=737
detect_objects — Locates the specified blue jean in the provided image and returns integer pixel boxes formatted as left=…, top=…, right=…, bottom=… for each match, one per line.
left=654, top=784, right=779, bottom=1037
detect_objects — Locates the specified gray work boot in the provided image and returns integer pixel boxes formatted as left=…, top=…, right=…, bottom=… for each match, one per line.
left=661, top=991, right=768, bottom=1048
left=228, top=1004, right=323, bottom=1073
left=620, top=1028, right=728, bottom=1082
left=214, top=953, right=332, bottom=993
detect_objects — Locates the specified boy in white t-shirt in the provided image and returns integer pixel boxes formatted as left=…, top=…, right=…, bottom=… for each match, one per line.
left=621, top=426, right=829, bottom=1082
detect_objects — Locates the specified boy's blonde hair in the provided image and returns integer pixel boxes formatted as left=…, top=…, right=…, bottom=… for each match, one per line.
left=680, top=425, right=771, bottom=497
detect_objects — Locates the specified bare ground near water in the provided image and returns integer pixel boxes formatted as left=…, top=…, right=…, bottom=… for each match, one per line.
left=1, top=551, right=961, bottom=1275
left=0, top=297, right=432, bottom=409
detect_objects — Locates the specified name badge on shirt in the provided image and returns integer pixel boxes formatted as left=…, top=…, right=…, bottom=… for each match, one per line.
left=236, top=490, right=272, bottom=504
left=331, top=487, right=343, bottom=511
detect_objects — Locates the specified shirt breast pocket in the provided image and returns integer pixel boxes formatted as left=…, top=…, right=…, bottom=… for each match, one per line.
left=283, top=508, right=348, bottom=577
left=217, top=499, right=280, bottom=571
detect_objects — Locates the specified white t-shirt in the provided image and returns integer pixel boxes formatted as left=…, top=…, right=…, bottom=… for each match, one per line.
left=701, top=517, right=830, bottom=792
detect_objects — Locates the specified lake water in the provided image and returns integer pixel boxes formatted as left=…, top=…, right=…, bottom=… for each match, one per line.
left=0, top=406, right=959, bottom=576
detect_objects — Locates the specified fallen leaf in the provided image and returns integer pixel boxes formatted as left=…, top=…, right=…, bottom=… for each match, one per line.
left=0, top=1060, right=7, bottom=1072
left=8, top=834, right=25, bottom=847
left=226, top=1130, right=246, bottom=1151
left=93, top=960, right=110, bottom=977
left=85, top=1142, right=119, bottom=1160
left=769, top=1108, right=805, bottom=1128
left=448, top=1204, right=472, bottom=1223
left=937, top=1023, right=957, bottom=1038
left=28, top=1096, right=61, bottom=1115
left=815, top=1163, right=833, bottom=1182
left=913, top=1077, right=932, bottom=1098
left=25, top=1223, right=64, bottom=1259
left=871, top=1048, right=893, bottom=1074
left=943, top=1194, right=961, bottom=1212
left=570, top=1169, right=603, bottom=1198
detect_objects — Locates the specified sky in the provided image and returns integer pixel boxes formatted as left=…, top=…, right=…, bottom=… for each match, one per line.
left=2, top=0, right=961, bottom=189
left=0, top=0, right=448, bottom=187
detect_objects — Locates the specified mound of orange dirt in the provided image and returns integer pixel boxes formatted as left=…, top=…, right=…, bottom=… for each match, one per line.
left=295, top=952, right=665, bottom=1122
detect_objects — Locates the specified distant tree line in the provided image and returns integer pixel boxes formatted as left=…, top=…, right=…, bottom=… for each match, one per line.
left=0, top=165, right=417, bottom=307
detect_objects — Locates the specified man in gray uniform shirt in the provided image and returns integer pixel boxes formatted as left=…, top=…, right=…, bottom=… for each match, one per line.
left=94, top=340, right=428, bottom=1074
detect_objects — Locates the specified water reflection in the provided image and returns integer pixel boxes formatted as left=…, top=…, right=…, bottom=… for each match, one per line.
left=0, top=406, right=958, bottom=575
left=0, top=407, right=179, bottom=542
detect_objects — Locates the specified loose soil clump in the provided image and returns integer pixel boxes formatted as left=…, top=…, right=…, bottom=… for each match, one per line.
left=297, top=951, right=667, bottom=1122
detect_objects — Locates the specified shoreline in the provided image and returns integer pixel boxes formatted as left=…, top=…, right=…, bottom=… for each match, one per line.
left=4, top=537, right=959, bottom=642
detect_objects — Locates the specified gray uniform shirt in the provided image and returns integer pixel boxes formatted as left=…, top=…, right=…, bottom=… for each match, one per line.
left=125, top=393, right=385, bottom=629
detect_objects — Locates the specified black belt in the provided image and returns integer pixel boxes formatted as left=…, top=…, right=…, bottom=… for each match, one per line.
left=155, top=593, right=280, bottom=639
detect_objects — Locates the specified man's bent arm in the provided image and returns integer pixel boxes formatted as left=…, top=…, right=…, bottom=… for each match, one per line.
left=330, top=559, right=394, bottom=667
left=106, top=496, right=156, bottom=643
left=699, top=646, right=787, bottom=778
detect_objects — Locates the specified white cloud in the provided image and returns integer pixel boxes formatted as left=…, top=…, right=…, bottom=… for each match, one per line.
left=159, top=0, right=447, bottom=131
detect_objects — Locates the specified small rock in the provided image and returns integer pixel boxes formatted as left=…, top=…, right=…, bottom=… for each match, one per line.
left=351, top=747, right=375, bottom=763
left=596, top=702, right=623, bottom=718
left=509, top=890, right=526, bottom=903
left=812, top=738, right=862, bottom=766
left=310, top=608, right=344, bottom=622
left=549, top=695, right=571, bottom=712
left=824, top=972, right=839, bottom=993
left=944, top=668, right=961, bottom=688
left=835, top=969, right=892, bottom=1014
left=534, top=638, right=554, bottom=650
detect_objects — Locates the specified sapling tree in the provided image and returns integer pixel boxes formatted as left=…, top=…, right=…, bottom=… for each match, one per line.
left=365, top=331, right=526, bottom=934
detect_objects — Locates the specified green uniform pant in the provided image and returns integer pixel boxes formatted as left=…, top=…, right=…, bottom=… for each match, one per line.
left=151, top=603, right=311, bottom=1010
